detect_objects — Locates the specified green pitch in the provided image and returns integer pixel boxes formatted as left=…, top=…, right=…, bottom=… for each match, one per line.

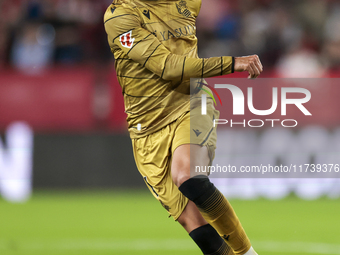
left=0, top=190, right=339, bottom=255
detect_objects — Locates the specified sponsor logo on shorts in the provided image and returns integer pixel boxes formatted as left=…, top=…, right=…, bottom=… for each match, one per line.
left=193, top=129, right=202, bottom=137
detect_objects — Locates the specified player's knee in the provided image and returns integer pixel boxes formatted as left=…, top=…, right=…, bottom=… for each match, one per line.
left=177, top=213, right=190, bottom=229
left=177, top=200, right=208, bottom=233
left=174, top=173, right=191, bottom=187
left=178, top=175, right=215, bottom=204
left=177, top=209, right=203, bottom=231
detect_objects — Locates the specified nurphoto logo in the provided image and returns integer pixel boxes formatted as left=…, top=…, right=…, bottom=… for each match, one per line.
left=199, top=82, right=312, bottom=128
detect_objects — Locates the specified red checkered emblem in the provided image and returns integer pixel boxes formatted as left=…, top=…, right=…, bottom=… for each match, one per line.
left=120, top=30, right=135, bottom=48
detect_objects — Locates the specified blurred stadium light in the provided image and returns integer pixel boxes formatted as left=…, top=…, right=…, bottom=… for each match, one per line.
left=0, top=122, right=33, bottom=202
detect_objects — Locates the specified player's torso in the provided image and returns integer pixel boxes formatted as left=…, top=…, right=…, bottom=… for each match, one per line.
left=111, top=0, right=202, bottom=137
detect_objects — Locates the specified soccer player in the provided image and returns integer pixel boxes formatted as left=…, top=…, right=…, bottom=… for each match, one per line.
left=104, top=0, right=263, bottom=254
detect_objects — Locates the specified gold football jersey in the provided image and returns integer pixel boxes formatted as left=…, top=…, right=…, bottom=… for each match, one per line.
left=104, top=0, right=234, bottom=138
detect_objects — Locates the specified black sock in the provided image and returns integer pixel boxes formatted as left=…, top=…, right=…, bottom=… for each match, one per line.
left=189, top=224, right=231, bottom=255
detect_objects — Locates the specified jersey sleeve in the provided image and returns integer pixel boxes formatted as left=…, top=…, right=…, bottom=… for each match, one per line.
left=104, top=5, right=234, bottom=81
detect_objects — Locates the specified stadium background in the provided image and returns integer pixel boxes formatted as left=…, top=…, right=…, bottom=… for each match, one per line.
left=1, top=0, right=340, bottom=254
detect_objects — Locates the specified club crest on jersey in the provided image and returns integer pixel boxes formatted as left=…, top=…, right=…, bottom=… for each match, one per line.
left=176, top=0, right=191, bottom=18
left=120, top=30, right=135, bottom=48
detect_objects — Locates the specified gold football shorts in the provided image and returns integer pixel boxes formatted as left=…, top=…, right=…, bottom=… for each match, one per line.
left=131, top=101, right=219, bottom=220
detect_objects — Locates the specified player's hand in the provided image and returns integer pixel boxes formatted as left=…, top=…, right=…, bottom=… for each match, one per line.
left=234, top=55, right=263, bottom=79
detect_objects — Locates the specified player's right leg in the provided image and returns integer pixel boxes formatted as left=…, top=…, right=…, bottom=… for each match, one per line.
left=172, top=143, right=257, bottom=255
left=170, top=102, right=258, bottom=255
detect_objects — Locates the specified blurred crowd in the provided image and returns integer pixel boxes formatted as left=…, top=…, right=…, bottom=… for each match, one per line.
left=197, top=0, right=340, bottom=77
left=0, top=0, right=111, bottom=72
left=1, top=0, right=340, bottom=77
